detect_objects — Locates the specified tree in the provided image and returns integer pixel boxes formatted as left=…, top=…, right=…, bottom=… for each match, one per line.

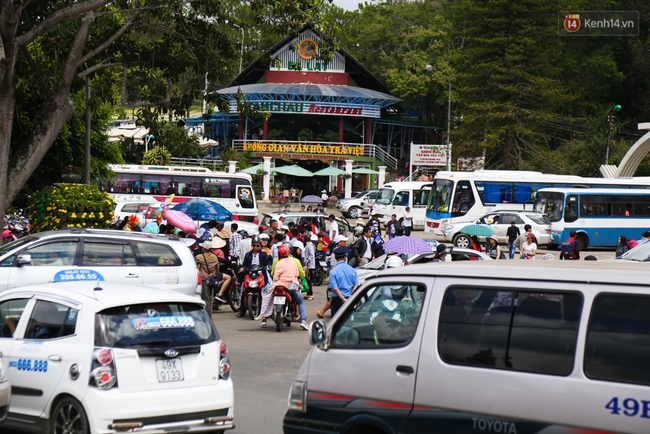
left=0, top=0, right=329, bottom=218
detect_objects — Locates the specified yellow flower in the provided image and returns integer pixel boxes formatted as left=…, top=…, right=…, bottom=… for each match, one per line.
left=67, top=224, right=74, bottom=228
left=99, top=213, right=103, bottom=218
left=59, top=209, right=67, bottom=213
left=105, top=220, right=111, bottom=224
left=82, top=213, right=87, bottom=218
left=70, top=213, right=77, bottom=219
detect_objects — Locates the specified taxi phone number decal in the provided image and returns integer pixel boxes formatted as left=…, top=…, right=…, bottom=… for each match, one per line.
left=53, top=269, right=105, bottom=282
left=132, top=316, right=196, bottom=330
left=606, top=397, right=650, bottom=418
left=9, top=359, right=48, bottom=372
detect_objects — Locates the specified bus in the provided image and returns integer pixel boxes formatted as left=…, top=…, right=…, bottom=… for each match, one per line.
left=534, top=188, right=650, bottom=249
left=370, top=181, right=431, bottom=227
left=102, top=165, right=258, bottom=222
left=424, top=170, right=650, bottom=235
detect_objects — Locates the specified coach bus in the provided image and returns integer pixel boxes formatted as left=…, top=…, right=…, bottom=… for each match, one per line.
left=424, top=170, right=650, bottom=235
left=534, top=187, right=650, bottom=249
left=103, top=164, right=258, bottom=222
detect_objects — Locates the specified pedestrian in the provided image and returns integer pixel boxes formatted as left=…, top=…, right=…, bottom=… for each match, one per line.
left=194, top=240, right=221, bottom=312
left=486, top=235, right=504, bottom=260
left=353, top=226, right=373, bottom=267
left=505, top=221, right=520, bottom=259
left=521, top=233, right=537, bottom=259
left=616, top=235, right=629, bottom=258
left=385, top=214, right=398, bottom=239
left=328, top=214, right=339, bottom=244
left=559, top=230, right=580, bottom=260
left=403, top=206, right=413, bottom=236
left=315, top=203, right=324, bottom=213
left=637, top=231, right=650, bottom=245
left=329, top=246, right=359, bottom=317
left=470, top=235, right=481, bottom=261
left=316, top=234, right=348, bottom=319
left=514, top=224, right=533, bottom=255
left=229, top=223, right=242, bottom=262
left=303, top=234, right=316, bottom=300
left=321, top=190, right=329, bottom=210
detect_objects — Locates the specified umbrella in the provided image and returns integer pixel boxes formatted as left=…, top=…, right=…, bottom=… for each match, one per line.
left=383, top=236, right=435, bottom=255
left=352, top=167, right=379, bottom=174
left=458, top=224, right=495, bottom=237
left=240, top=164, right=265, bottom=175
left=172, top=198, right=233, bottom=221
left=313, top=166, right=347, bottom=176
left=301, top=195, right=323, bottom=203
left=271, top=165, right=314, bottom=177
left=162, top=208, right=197, bottom=233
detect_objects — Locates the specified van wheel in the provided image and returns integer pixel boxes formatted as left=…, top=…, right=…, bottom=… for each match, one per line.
left=51, top=397, right=89, bottom=434
left=453, top=233, right=471, bottom=248
left=576, top=233, right=589, bottom=251
left=348, top=206, right=361, bottom=219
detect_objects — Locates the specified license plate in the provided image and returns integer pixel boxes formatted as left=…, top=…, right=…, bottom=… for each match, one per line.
left=274, top=296, right=286, bottom=305
left=156, top=358, right=184, bottom=382
left=319, top=261, right=328, bottom=268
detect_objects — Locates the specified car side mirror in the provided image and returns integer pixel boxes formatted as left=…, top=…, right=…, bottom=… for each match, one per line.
left=17, top=254, right=32, bottom=266
left=309, top=320, right=327, bottom=347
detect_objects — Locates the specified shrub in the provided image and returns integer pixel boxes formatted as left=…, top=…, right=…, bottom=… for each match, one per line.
left=28, top=184, right=115, bottom=232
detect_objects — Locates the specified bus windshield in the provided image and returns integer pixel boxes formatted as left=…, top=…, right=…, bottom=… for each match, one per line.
left=534, top=192, right=564, bottom=222
left=427, top=179, right=453, bottom=212
left=375, top=188, right=395, bottom=206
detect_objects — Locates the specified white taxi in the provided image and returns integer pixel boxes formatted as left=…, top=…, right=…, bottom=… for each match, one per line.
left=0, top=273, right=234, bottom=434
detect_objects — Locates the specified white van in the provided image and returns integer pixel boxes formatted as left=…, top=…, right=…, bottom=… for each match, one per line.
left=284, top=261, right=650, bottom=434
left=370, top=181, right=431, bottom=227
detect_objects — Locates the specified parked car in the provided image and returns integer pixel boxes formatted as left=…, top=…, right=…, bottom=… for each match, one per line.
left=0, top=228, right=202, bottom=297
left=356, top=248, right=493, bottom=284
left=336, top=190, right=379, bottom=218
left=0, top=352, right=8, bottom=425
left=441, top=210, right=553, bottom=248
left=0, top=281, right=233, bottom=433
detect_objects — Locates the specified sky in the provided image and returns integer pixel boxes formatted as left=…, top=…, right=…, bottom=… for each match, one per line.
left=332, top=0, right=362, bottom=11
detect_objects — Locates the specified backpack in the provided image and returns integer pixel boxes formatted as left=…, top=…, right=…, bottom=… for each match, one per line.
left=560, top=240, right=577, bottom=259
left=394, top=218, right=403, bottom=232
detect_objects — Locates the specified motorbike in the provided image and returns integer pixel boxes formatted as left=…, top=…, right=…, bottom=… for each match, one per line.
left=312, top=251, right=329, bottom=286
left=212, top=260, right=241, bottom=313
left=242, top=265, right=267, bottom=320
left=272, top=285, right=298, bottom=332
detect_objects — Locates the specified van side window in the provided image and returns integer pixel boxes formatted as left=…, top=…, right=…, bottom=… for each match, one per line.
left=132, top=242, right=181, bottom=266
left=331, top=284, right=426, bottom=348
left=82, top=242, right=136, bottom=266
left=585, top=294, right=650, bottom=386
left=438, top=287, right=582, bottom=376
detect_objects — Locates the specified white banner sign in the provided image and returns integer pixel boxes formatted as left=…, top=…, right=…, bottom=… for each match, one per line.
left=411, top=144, right=448, bottom=166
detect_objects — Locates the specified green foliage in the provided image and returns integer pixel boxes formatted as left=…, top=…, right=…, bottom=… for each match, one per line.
left=28, top=185, right=115, bottom=233
left=297, top=128, right=313, bottom=141
left=142, top=147, right=172, bottom=165
left=322, top=130, right=339, bottom=142
left=135, top=109, right=203, bottom=158
left=266, top=129, right=284, bottom=140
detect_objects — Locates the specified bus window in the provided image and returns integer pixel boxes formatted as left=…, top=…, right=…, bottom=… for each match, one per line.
left=393, top=191, right=410, bottom=207
left=175, top=176, right=201, bottom=197
left=451, top=180, right=475, bottom=217
left=565, top=196, right=578, bottom=222
left=237, top=186, right=254, bottom=209
left=142, top=175, right=161, bottom=194
left=428, top=179, right=453, bottom=212
left=581, top=196, right=607, bottom=217
left=476, top=182, right=513, bottom=204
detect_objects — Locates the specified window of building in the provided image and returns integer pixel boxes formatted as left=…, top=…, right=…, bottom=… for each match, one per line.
left=585, top=294, right=650, bottom=386
left=438, top=287, right=582, bottom=376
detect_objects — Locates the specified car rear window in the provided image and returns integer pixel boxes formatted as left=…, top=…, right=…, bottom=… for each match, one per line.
left=95, top=302, right=217, bottom=348
left=526, top=214, right=549, bottom=225
left=132, top=241, right=182, bottom=266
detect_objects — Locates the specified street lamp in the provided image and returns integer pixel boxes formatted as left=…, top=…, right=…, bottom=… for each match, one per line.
left=425, top=64, right=452, bottom=171
left=232, top=23, right=244, bottom=75
left=605, top=104, right=622, bottom=166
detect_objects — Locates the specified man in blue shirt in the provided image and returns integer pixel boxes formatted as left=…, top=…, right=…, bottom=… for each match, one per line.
left=329, top=246, right=359, bottom=316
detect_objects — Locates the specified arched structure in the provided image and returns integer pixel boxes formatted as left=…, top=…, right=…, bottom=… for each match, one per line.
left=615, top=124, right=650, bottom=177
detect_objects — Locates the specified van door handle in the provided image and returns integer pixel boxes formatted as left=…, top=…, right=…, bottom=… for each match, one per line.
left=396, top=365, right=414, bottom=375
left=48, top=355, right=63, bottom=362
left=126, top=273, right=140, bottom=278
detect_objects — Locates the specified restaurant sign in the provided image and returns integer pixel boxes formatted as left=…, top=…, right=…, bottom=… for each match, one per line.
left=243, top=142, right=364, bottom=157
left=230, top=102, right=377, bottom=118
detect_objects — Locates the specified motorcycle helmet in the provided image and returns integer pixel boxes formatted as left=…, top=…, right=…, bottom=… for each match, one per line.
left=385, top=256, right=404, bottom=268
left=259, top=233, right=270, bottom=241
left=277, top=244, right=288, bottom=258
left=251, top=236, right=261, bottom=245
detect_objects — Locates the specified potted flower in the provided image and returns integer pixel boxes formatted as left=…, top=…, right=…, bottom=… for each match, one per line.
left=327, top=195, right=338, bottom=206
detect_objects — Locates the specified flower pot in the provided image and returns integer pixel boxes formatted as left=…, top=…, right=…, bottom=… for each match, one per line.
left=62, top=173, right=82, bottom=183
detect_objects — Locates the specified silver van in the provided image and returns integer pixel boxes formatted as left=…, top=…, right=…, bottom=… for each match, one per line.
left=284, top=261, right=650, bottom=434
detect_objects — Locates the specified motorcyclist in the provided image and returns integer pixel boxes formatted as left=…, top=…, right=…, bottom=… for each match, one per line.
left=239, top=236, right=272, bottom=318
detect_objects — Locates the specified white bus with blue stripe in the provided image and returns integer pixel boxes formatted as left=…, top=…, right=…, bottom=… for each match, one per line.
left=533, top=187, right=650, bottom=249
left=424, top=170, right=650, bottom=235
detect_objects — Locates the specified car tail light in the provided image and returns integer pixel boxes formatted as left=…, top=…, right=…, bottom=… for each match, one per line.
left=545, top=227, right=551, bottom=233
left=219, top=341, right=230, bottom=379
left=253, top=216, right=259, bottom=225
left=197, top=269, right=202, bottom=286
left=90, top=348, right=118, bottom=390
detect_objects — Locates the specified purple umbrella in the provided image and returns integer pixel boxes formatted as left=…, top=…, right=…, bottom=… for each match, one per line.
left=301, top=195, right=323, bottom=203
left=383, top=236, right=435, bottom=255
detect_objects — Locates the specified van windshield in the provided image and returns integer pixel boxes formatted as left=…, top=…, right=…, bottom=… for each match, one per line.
left=375, top=188, right=395, bottom=205
left=95, top=302, right=217, bottom=348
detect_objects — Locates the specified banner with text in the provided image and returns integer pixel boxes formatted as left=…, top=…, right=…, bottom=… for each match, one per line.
left=411, top=144, right=448, bottom=166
